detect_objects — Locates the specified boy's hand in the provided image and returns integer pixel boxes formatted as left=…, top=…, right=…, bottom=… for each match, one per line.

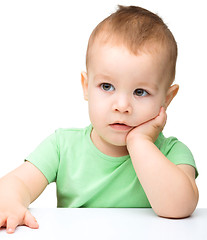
left=126, top=107, right=167, bottom=145
left=0, top=205, right=39, bottom=234
left=0, top=162, right=48, bottom=233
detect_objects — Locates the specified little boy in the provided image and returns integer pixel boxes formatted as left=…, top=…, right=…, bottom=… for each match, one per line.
left=0, top=5, right=198, bottom=234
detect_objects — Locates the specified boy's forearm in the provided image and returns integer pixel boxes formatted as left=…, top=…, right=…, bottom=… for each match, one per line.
left=127, top=139, right=198, bottom=218
left=0, top=173, right=32, bottom=208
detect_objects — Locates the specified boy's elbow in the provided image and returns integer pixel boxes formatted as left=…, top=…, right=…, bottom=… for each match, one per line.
left=154, top=201, right=198, bottom=219
left=155, top=185, right=199, bottom=219
left=156, top=209, right=193, bottom=219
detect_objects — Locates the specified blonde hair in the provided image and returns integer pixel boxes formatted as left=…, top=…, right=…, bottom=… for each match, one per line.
left=86, top=5, right=177, bottom=83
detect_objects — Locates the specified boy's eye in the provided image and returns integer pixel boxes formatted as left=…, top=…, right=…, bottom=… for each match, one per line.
left=134, top=89, right=148, bottom=97
left=101, top=83, right=115, bottom=92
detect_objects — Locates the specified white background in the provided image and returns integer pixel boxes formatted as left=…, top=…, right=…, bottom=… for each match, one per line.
left=0, top=0, right=206, bottom=208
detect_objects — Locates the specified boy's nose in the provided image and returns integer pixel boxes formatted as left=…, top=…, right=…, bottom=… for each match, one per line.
left=112, top=95, right=132, bottom=114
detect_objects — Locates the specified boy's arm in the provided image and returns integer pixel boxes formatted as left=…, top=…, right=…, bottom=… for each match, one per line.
left=0, top=161, right=48, bottom=233
left=126, top=107, right=199, bottom=218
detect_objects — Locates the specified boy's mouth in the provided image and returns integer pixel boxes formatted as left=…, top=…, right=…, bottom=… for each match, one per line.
left=109, top=123, right=133, bottom=131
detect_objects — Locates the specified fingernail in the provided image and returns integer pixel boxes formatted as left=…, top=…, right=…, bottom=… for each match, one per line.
left=7, top=228, right=14, bottom=234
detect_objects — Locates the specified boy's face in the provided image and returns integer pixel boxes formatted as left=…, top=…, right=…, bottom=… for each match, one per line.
left=82, top=41, right=177, bottom=157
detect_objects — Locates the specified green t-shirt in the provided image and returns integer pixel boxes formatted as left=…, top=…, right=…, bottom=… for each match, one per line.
left=26, top=125, right=198, bottom=208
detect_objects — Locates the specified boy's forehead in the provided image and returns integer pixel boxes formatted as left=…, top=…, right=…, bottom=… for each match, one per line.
left=89, top=37, right=169, bottom=71
left=88, top=38, right=171, bottom=88
left=89, top=34, right=168, bottom=63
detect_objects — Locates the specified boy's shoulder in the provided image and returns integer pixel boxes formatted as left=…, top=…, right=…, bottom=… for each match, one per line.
left=155, top=132, right=178, bottom=149
left=156, top=132, right=191, bottom=156
left=156, top=132, right=198, bottom=177
left=54, top=125, right=92, bottom=142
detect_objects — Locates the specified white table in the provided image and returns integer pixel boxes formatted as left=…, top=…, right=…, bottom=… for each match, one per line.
left=0, top=208, right=206, bottom=240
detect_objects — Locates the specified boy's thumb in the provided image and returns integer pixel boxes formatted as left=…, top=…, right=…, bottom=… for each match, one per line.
left=24, top=210, right=39, bottom=229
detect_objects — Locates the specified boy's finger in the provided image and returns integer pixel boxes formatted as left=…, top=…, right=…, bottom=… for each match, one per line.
left=159, top=106, right=166, bottom=117
left=158, top=107, right=167, bottom=122
left=6, top=216, right=19, bottom=234
left=24, top=210, right=39, bottom=229
left=153, top=107, right=166, bottom=131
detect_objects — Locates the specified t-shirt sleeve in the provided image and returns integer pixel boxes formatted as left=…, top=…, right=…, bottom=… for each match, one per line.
left=25, top=131, right=60, bottom=184
left=162, top=138, right=198, bottom=178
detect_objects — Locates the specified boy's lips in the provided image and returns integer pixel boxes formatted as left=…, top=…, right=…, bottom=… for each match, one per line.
left=109, top=123, right=133, bottom=131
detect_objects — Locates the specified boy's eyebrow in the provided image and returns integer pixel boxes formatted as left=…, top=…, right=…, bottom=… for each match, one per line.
left=94, top=74, right=113, bottom=82
left=136, top=81, right=159, bottom=91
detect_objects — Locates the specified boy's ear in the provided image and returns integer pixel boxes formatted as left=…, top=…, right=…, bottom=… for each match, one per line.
left=81, top=71, right=88, bottom=101
left=164, top=84, right=179, bottom=109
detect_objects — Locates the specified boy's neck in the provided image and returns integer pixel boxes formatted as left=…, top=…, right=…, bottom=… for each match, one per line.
left=90, top=129, right=129, bottom=158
